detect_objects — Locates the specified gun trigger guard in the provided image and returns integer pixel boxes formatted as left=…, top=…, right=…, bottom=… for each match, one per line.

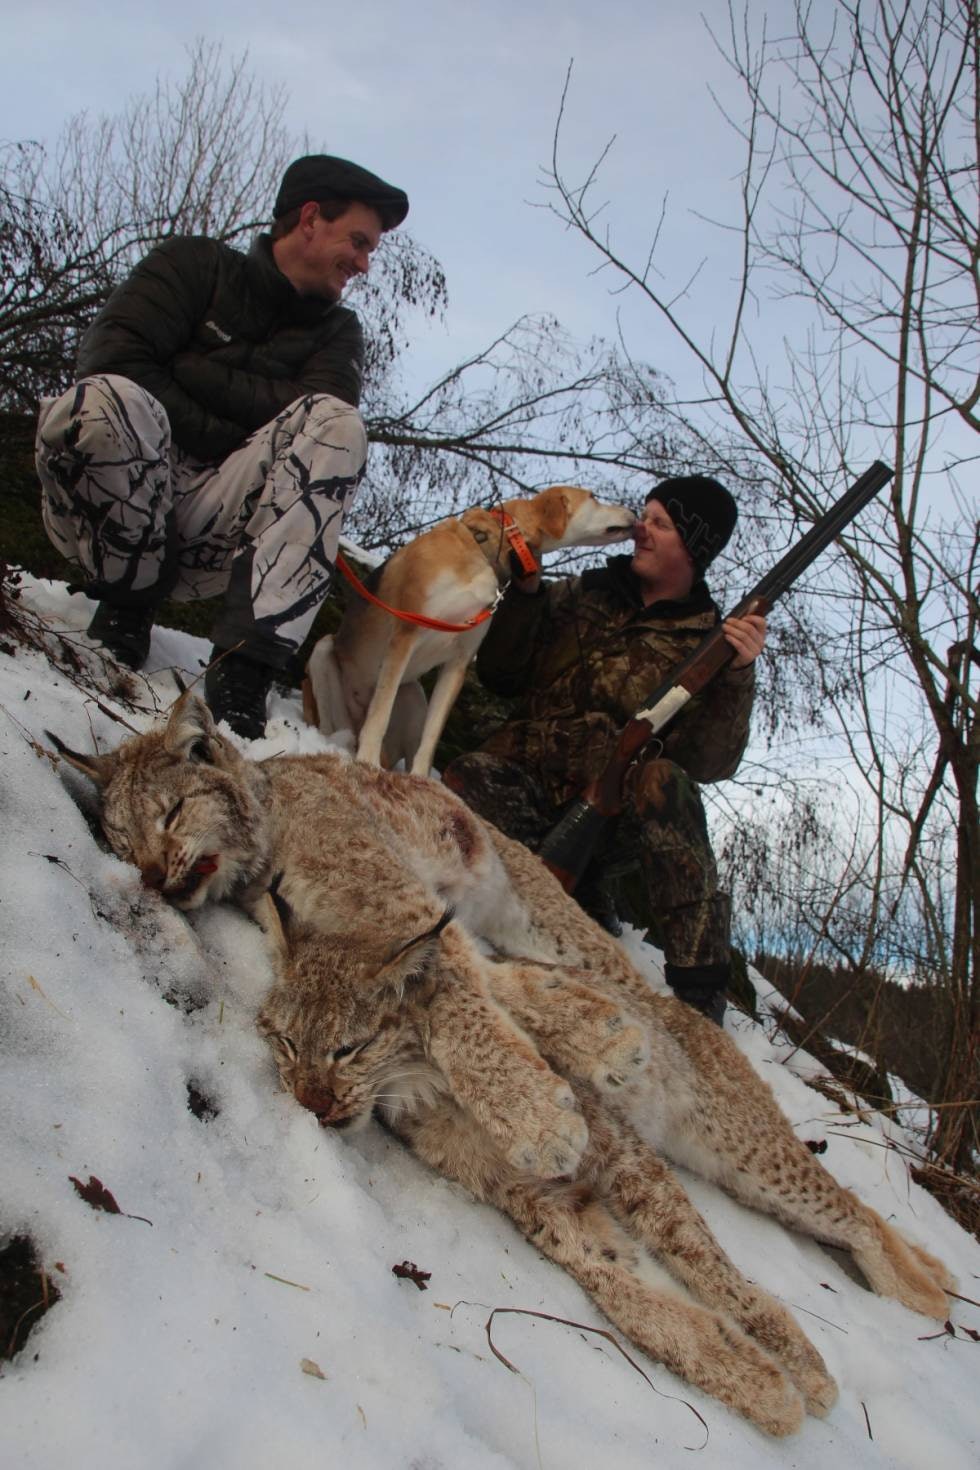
left=624, top=736, right=664, bottom=799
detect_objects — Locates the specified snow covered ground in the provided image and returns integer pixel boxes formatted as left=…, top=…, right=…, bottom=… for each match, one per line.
left=2, top=574, right=978, bottom=1470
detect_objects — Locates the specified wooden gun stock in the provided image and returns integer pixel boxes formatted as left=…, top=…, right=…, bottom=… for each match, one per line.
left=537, top=463, right=894, bottom=893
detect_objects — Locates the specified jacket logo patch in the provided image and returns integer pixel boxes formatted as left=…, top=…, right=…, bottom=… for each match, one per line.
left=205, top=319, right=233, bottom=343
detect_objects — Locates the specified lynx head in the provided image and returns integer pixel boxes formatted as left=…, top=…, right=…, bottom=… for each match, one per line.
left=256, top=889, right=453, bottom=1130
left=47, top=693, right=272, bottom=908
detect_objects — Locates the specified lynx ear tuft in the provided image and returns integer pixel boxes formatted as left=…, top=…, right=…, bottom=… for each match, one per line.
left=268, top=876, right=294, bottom=933
left=164, top=692, right=223, bottom=762
left=45, top=730, right=119, bottom=788
left=254, top=885, right=290, bottom=963
left=377, top=907, right=454, bottom=997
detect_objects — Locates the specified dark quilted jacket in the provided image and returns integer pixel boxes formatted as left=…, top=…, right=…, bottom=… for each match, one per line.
left=475, top=554, right=755, bottom=805
left=77, top=234, right=364, bottom=461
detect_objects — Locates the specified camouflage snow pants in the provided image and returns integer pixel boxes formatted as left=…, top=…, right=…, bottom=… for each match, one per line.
left=443, top=750, right=731, bottom=969
left=35, top=374, right=367, bottom=669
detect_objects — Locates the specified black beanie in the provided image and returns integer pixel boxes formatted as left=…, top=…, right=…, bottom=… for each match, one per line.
left=273, top=155, right=409, bottom=229
left=645, top=475, right=737, bottom=571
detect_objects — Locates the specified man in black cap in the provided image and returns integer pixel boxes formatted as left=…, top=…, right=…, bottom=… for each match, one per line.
left=443, top=475, right=767, bottom=1025
left=35, top=154, right=409, bottom=738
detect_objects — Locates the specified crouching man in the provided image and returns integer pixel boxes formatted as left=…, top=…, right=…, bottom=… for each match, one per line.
left=35, top=154, right=408, bottom=739
left=444, top=476, right=766, bottom=1024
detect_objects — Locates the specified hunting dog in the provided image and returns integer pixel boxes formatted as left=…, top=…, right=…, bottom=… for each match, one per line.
left=303, top=485, right=635, bottom=774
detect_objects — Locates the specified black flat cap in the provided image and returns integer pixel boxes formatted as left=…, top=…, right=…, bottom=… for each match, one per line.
left=273, top=154, right=409, bottom=229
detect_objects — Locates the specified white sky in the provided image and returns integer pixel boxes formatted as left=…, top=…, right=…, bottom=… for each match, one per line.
left=1, top=574, right=979, bottom=1468
left=2, top=0, right=774, bottom=400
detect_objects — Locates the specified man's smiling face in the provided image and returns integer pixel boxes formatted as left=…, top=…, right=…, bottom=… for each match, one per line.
left=298, top=201, right=383, bottom=301
left=631, top=497, right=694, bottom=601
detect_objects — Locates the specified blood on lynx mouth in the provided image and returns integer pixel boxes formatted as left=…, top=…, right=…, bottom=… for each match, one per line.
left=310, top=1110, right=356, bottom=1130
left=167, top=856, right=219, bottom=904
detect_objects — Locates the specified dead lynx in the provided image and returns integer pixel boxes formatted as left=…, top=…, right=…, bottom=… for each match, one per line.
left=50, top=693, right=955, bottom=1388
left=49, top=692, right=646, bottom=1178
left=256, top=887, right=650, bottom=1175
left=255, top=892, right=956, bottom=1435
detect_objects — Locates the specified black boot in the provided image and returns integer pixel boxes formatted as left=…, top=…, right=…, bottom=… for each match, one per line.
left=87, top=601, right=155, bottom=670
left=664, top=961, right=729, bottom=1026
left=204, top=650, right=274, bottom=740
left=575, top=869, right=623, bottom=936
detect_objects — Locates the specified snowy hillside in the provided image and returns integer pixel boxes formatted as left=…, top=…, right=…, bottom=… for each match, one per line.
left=1, top=574, right=978, bottom=1470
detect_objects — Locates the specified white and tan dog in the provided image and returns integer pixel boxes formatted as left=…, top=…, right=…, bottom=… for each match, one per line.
left=303, top=484, right=635, bottom=774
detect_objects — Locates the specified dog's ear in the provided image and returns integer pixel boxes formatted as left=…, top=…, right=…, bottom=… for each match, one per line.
left=535, top=485, right=573, bottom=541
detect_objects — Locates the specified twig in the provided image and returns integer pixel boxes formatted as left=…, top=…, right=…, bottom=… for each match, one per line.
left=483, top=1305, right=709, bottom=1447
left=263, top=1272, right=311, bottom=1291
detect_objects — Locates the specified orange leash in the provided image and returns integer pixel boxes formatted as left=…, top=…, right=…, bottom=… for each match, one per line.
left=335, top=553, right=497, bottom=633
left=334, top=511, right=537, bottom=633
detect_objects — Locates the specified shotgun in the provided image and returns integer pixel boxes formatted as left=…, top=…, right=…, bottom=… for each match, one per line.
left=536, top=461, right=894, bottom=892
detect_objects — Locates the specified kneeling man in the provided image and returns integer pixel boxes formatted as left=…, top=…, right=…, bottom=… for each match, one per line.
left=36, top=153, right=408, bottom=738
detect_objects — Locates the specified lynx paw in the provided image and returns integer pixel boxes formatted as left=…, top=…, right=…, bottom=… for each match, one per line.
left=589, top=1018, right=650, bottom=1091
left=698, top=1319, right=805, bottom=1436
left=906, top=1240, right=956, bottom=1294
left=505, top=1085, right=589, bottom=1179
left=740, top=1364, right=806, bottom=1438
left=772, top=1333, right=838, bottom=1418
left=800, top=1366, right=839, bottom=1418
left=868, top=1219, right=953, bottom=1319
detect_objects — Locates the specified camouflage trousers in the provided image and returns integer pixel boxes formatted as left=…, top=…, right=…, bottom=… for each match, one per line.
left=443, top=750, right=731, bottom=969
left=35, top=374, right=367, bottom=670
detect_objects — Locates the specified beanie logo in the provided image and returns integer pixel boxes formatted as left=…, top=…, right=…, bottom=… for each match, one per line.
left=666, top=496, right=723, bottom=567
left=205, top=319, right=232, bottom=343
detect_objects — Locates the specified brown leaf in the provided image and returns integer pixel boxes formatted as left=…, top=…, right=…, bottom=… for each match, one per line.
left=392, top=1260, right=431, bottom=1291
left=300, top=1358, right=327, bottom=1379
left=70, top=1175, right=121, bottom=1214
left=68, top=1175, right=153, bottom=1225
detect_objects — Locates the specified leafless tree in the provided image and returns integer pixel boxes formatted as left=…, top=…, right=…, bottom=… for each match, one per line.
left=1, top=40, right=740, bottom=553
left=544, top=0, right=978, bottom=1167
left=0, top=40, right=299, bottom=408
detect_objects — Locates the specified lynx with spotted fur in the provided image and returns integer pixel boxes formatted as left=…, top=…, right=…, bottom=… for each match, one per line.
left=50, top=694, right=955, bottom=1434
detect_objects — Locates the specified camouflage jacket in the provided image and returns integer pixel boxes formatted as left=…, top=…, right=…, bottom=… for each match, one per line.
left=474, top=554, right=755, bottom=806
